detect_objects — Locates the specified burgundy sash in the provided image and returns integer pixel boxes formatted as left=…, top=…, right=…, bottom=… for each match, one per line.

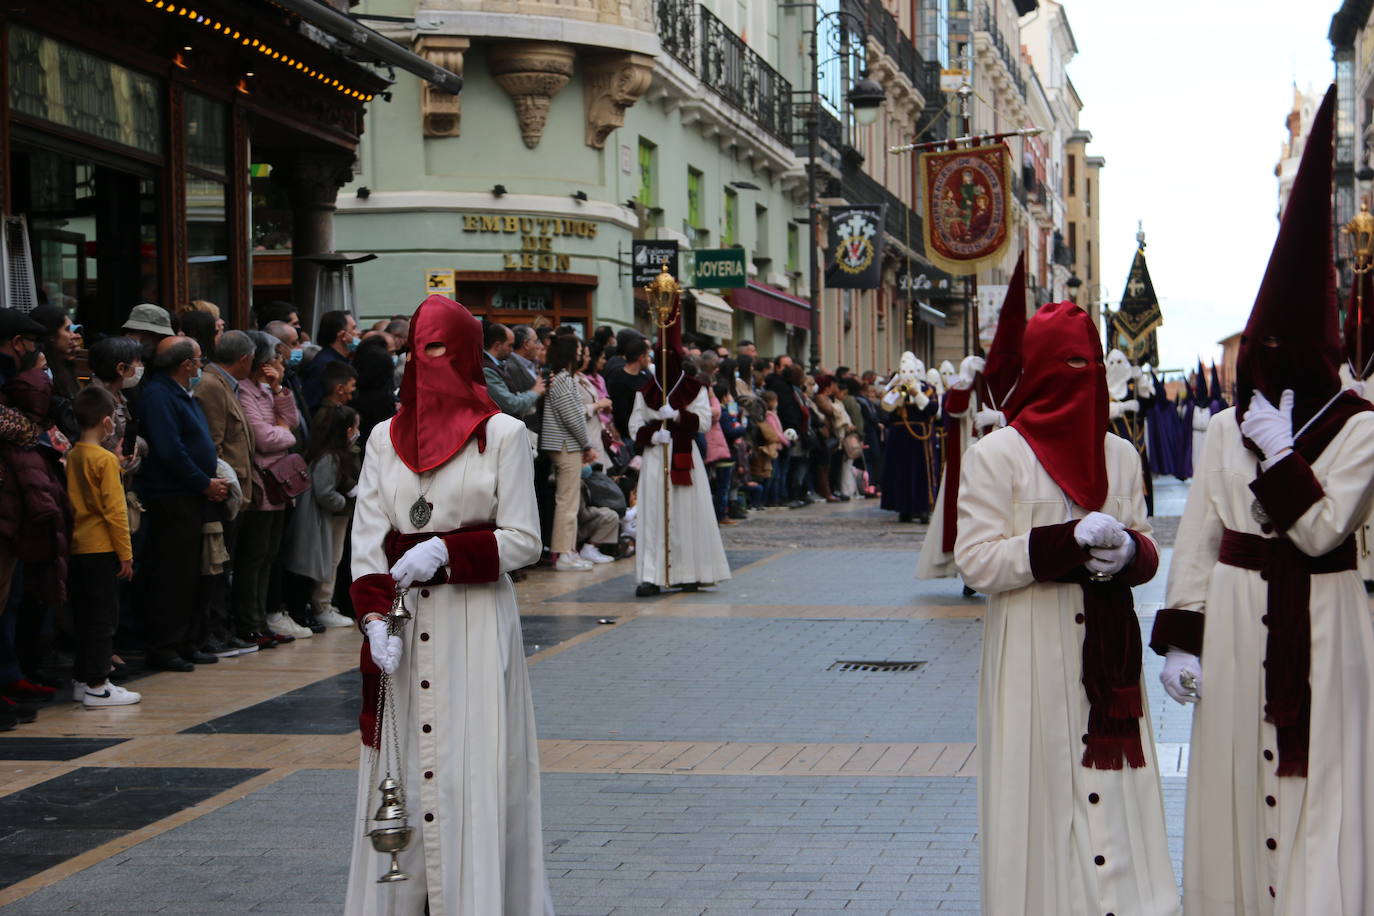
left=940, top=388, right=973, bottom=553
left=637, top=375, right=703, bottom=487
left=1218, top=528, right=1355, bottom=777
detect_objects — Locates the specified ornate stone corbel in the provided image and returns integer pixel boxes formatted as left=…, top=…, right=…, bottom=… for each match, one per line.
left=582, top=52, right=654, bottom=149
left=415, top=35, right=470, bottom=138
left=488, top=42, right=576, bottom=149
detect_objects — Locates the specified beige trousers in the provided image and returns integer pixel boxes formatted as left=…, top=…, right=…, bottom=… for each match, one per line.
left=312, top=513, right=351, bottom=610
left=549, top=449, right=583, bottom=554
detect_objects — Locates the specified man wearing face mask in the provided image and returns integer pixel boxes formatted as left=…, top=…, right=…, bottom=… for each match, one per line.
left=344, top=294, right=551, bottom=914
left=301, top=310, right=359, bottom=411
left=135, top=336, right=231, bottom=672
left=1156, top=87, right=1374, bottom=916
left=955, top=300, right=1176, bottom=916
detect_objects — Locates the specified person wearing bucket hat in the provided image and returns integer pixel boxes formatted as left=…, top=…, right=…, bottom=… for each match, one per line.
left=122, top=304, right=174, bottom=363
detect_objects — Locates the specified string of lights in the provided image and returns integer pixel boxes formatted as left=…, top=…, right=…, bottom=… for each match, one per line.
left=143, top=0, right=377, bottom=101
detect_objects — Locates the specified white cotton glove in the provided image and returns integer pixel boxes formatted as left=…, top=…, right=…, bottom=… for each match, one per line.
left=1074, top=511, right=1126, bottom=549
left=974, top=407, right=1005, bottom=430
left=365, top=619, right=403, bottom=675
left=911, top=389, right=930, bottom=410
left=1137, top=372, right=1155, bottom=398
left=650, top=429, right=673, bottom=445
left=949, top=376, right=974, bottom=391
left=881, top=388, right=903, bottom=409
left=346, top=485, right=358, bottom=499
left=962, top=355, right=986, bottom=376
left=1240, top=389, right=1295, bottom=464
left=1120, top=398, right=1139, bottom=414
left=1108, top=401, right=1125, bottom=421
left=389, top=537, right=449, bottom=588
left=658, top=404, right=679, bottom=421
left=1160, top=650, right=1202, bottom=705
left=1086, top=536, right=1137, bottom=575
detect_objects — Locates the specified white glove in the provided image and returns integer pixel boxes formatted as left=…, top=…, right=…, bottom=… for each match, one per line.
left=1108, top=401, right=1124, bottom=421
left=1160, top=650, right=1202, bottom=704
left=1240, top=389, right=1295, bottom=463
left=346, top=485, right=358, bottom=499
left=962, top=356, right=986, bottom=376
left=389, top=536, right=449, bottom=588
left=1137, top=373, right=1155, bottom=398
left=949, top=376, right=974, bottom=391
left=365, top=619, right=403, bottom=675
left=1086, top=536, right=1137, bottom=575
left=650, top=429, right=672, bottom=445
left=974, top=407, right=1005, bottom=430
left=911, top=388, right=930, bottom=411
left=1074, top=511, right=1126, bottom=549
left=880, top=388, right=902, bottom=408
left=1120, top=398, right=1139, bottom=414
left=658, top=404, right=679, bottom=421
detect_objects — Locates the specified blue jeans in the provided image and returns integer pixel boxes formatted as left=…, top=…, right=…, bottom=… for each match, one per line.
left=709, top=462, right=734, bottom=520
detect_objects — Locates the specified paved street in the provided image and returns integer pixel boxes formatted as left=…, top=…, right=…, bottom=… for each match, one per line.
left=0, top=480, right=1197, bottom=914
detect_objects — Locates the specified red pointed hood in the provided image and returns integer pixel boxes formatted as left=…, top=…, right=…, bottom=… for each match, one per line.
left=1006, top=300, right=1109, bottom=511
left=1237, top=85, right=1342, bottom=430
left=1343, top=262, right=1374, bottom=378
left=981, top=252, right=1027, bottom=409
left=390, top=295, right=499, bottom=473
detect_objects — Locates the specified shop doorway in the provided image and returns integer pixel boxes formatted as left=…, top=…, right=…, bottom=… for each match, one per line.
left=455, top=272, right=596, bottom=337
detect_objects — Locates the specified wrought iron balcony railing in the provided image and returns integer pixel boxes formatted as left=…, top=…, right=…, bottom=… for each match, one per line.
left=654, top=0, right=697, bottom=72
left=976, top=2, right=1026, bottom=101
left=698, top=6, right=793, bottom=144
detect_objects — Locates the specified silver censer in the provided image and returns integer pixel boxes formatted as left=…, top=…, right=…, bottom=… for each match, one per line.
left=367, top=587, right=414, bottom=883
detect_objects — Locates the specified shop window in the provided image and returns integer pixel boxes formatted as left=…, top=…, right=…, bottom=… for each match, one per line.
left=11, top=145, right=159, bottom=332
left=637, top=139, right=657, bottom=208
left=723, top=188, right=738, bottom=246
left=251, top=164, right=292, bottom=251
left=8, top=26, right=162, bottom=154
left=185, top=93, right=229, bottom=308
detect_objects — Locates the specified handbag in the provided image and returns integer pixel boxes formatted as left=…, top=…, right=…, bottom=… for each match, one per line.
left=257, top=452, right=310, bottom=504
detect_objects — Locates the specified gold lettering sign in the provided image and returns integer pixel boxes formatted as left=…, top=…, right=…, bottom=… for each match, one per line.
left=460, top=213, right=598, bottom=239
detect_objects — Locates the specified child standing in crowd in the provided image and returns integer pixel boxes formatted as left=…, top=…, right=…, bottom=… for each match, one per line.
left=66, top=386, right=139, bottom=707
left=282, top=405, right=360, bottom=628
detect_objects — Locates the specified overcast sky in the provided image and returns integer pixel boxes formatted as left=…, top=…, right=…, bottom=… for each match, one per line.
left=1063, top=0, right=1338, bottom=376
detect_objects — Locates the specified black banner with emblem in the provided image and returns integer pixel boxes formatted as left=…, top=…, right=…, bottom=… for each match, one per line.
left=825, top=205, right=886, bottom=289
left=1111, top=245, right=1162, bottom=366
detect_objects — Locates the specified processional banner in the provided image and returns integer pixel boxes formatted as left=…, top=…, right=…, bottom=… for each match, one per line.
left=919, top=144, right=1013, bottom=275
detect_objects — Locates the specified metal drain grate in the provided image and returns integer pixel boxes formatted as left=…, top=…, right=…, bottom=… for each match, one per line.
left=828, top=660, right=927, bottom=673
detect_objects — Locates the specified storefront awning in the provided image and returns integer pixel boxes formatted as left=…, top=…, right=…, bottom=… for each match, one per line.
left=730, top=281, right=812, bottom=329
left=916, top=301, right=947, bottom=327
left=272, top=0, right=464, bottom=94
left=692, top=291, right=734, bottom=338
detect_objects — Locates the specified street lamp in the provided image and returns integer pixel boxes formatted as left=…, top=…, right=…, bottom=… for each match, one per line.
left=785, top=2, right=887, bottom=370
left=1066, top=273, right=1082, bottom=304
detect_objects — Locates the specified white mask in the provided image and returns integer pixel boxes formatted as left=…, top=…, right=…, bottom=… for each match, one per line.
left=1105, top=349, right=1132, bottom=400
left=939, top=360, right=958, bottom=391
left=122, top=365, right=144, bottom=389
left=926, top=368, right=943, bottom=396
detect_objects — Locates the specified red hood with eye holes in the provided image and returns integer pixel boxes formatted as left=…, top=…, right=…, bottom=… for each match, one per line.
left=1005, top=300, right=1109, bottom=512
left=390, top=295, right=499, bottom=473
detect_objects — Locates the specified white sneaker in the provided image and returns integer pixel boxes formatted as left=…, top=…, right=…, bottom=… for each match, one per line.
left=315, top=606, right=355, bottom=629
left=82, top=681, right=141, bottom=707
left=71, top=680, right=83, bottom=703
left=267, top=612, right=313, bottom=639
left=554, top=553, right=594, bottom=572
left=579, top=544, right=615, bottom=564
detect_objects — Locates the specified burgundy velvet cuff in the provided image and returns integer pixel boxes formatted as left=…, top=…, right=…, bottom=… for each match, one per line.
left=945, top=388, right=973, bottom=415
left=634, top=420, right=662, bottom=451
left=1149, top=608, right=1205, bottom=657
left=442, top=529, right=501, bottom=584
left=1249, top=451, right=1324, bottom=533
left=1028, top=520, right=1092, bottom=582
left=1115, top=530, right=1159, bottom=587
left=672, top=411, right=700, bottom=436
left=350, top=572, right=394, bottom=631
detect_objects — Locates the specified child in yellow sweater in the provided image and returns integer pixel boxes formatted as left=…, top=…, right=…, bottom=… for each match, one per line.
left=66, top=386, right=139, bottom=707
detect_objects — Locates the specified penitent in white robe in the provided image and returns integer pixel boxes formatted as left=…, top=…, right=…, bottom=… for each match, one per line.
left=917, top=388, right=976, bottom=580
left=629, top=387, right=731, bottom=589
left=344, top=413, right=553, bottom=916
left=1167, top=407, right=1374, bottom=915
left=955, top=428, right=1179, bottom=916
left=1338, top=364, right=1374, bottom=583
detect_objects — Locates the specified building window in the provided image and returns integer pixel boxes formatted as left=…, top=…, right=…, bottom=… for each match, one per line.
left=1085, top=177, right=1092, bottom=216
left=723, top=187, right=738, bottom=246
left=1086, top=239, right=1093, bottom=283
left=1068, top=222, right=1077, bottom=264
left=185, top=92, right=229, bottom=308
left=687, top=167, right=702, bottom=230
left=754, top=203, right=769, bottom=259
left=787, top=222, right=800, bottom=273
left=1067, top=154, right=1076, bottom=197
left=638, top=138, right=656, bottom=208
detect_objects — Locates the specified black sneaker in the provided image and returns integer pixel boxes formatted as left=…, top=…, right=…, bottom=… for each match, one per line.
left=301, top=615, right=326, bottom=634
left=205, top=641, right=238, bottom=658
left=635, top=583, right=661, bottom=597
left=222, top=635, right=259, bottom=656
left=0, top=706, right=17, bottom=731
left=0, top=696, right=37, bottom=723
left=242, top=632, right=278, bottom=650
left=146, top=654, right=195, bottom=672
left=182, top=651, right=219, bottom=665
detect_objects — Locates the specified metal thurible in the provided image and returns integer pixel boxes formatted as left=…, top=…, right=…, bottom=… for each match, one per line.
left=366, top=587, right=414, bottom=883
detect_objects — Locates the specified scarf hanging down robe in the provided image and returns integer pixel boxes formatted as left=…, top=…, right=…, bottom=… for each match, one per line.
left=636, top=375, right=704, bottom=487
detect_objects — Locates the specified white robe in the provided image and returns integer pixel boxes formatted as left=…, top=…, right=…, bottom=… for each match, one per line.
left=955, top=428, right=1179, bottom=916
left=1167, top=407, right=1374, bottom=915
left=917, top=387, right=977, bottom=580
left=629, top=387, right=731, bottom=588
left=1338, top=364, right=1374, bottom=582
left=1191, top=402, right=1211, bottom=474
left=344, top=413, right=553, bottom=916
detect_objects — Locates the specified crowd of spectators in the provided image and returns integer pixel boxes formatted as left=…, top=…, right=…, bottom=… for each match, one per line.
left=0, top=297, right=895, bottom=730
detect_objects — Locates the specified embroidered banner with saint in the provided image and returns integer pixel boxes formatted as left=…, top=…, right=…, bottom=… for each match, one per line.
left=825, top=204, right=886, bottom=289
left=1112, top=246, right=1163, bottom=366
left=919, top=144, right=1013, bottom=274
